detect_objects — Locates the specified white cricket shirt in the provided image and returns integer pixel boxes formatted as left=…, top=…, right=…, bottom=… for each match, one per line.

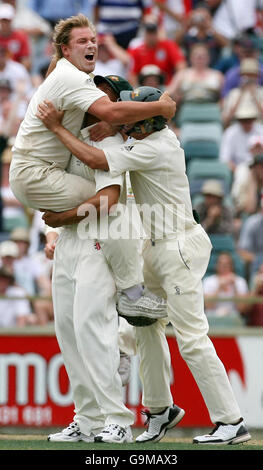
left=13, top=58, right=106, bottom=169
left=104, top=127, right=196, bottom=239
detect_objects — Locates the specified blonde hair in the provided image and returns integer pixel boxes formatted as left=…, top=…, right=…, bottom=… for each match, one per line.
left=52, top=14, right=96, bottom=60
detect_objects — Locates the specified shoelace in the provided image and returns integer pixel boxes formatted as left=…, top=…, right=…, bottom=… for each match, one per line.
left=101, top=424, right=125, bottom=437
left=141, top=410, right=152, bottom=430
left=64, top=422, right=80, bottom=434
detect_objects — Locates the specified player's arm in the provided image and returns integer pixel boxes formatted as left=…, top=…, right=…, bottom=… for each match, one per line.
left=41, top=185, right=120, bottom=227
left=37, top=101, right=109, bottom=170
left=89, top=92, right=175, bottom=124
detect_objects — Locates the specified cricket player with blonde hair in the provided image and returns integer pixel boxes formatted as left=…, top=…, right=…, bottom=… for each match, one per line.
left=9, top=14, right=172, bottom=324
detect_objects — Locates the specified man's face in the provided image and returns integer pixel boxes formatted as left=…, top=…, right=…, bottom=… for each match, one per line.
left=61, top=27, right=98, bottom=74
left=98, top=82, right=118, bottom=102
left=239, top=118, right=255, bottom=132
left=144, top=30, right=158, bottom=48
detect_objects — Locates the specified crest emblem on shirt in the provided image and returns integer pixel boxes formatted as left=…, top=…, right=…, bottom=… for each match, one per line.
left=156, top=49, right=166, bottom=61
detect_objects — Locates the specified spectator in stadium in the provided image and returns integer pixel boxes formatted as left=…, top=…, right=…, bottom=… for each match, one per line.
left=5, top=0, right=52, bottom=75
left=167, top=43, right=224, bottom=104
left=231, top=144, right=263, bottom=217
left=0, top=239, right=18, bottom=273
left=0, top=43, right=33, bottom=97
left=222, top=58, right=263, bottom=128
left=0, top=265, right=32, bottom=327
left=218, top=35, right=263, bottom=94
left=29, top=0, right=93, bottom=29
left=127, top=22, right=186, bottom=86
left=10, top=227, right=54, bottom=324
left=194, top=179, right=234, bottom=234
left=174, top=3, right=229, bottom=67
left=0, top=3, right=31, bottom=71
left=93, top=34, right=130, bottom=78
left=204, top=0, right=262, bottom=40
left=152, top=0, right=190, bottom=39
left=203, top=252, right=249, bottom=320
left=93, top=0, right=152, bottom=49
left=238, top=194, right=263, bottom=276
left=0, top=134, right=28, bottom=233
left=138, top=64, right=166, bottom=89
left=219, top=100, right=263, bottom=173
left=245, top=262, right=263, bottom=326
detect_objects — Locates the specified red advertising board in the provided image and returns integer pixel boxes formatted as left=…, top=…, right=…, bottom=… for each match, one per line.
left=0, top=332, right=260, bottom=428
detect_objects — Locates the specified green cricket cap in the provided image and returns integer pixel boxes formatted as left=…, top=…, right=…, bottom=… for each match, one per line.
left=94, top=75, right=133, bottom=97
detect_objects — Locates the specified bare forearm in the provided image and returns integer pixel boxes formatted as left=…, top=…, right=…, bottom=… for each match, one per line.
left=52, top=124, right=108, bottom=169
left=43, top=186, right=120, bottom=227
left=89, top=97, right=174, bottom=125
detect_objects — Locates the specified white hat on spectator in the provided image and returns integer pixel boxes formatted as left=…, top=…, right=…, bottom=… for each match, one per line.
left=0, top=240, right=19, bottom=258
left=240, top=58, right=260, bottom=75
left=235, top=102, right=258, bottom=120
left=0, top=3, right=15, bottom=21
left=10, top=227, right=30, bottom=243
left=201, top=179, right=224, bottom=197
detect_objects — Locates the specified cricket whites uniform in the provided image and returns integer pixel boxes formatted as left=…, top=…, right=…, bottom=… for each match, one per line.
left=10, top=58, right=106, bottom=211
left=105, top=126, right=242, bottom=424
left=51, top=127, right=137, bottom=434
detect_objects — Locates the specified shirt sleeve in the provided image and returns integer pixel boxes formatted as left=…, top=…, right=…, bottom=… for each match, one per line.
left=238, top=218, right=255, bottom=251
left=235, top=277, right=249, bottom=294
left=105, top=140, right=157, bottom=177
left=10, top=288, right=31, bottom=317
left=219, top=127, right=233, bottom=163
left=62, top=74, right=106, bottom=112
left=95, top=170, right=124, bottom=193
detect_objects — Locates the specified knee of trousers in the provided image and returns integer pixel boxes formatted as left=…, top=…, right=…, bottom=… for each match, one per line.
left=176, top=331, right=213, bottom=362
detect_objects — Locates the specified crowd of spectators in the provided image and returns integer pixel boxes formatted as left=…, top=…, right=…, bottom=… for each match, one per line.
left=1, top=0, right=263, bottom=328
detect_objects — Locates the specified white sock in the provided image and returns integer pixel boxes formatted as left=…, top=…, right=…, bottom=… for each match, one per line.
left=122, top=284, right=143, bottom=301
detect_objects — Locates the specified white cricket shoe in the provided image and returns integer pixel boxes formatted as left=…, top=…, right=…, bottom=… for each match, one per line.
left=48, top=422, right=95, bottom=442
left=136, top=405, right=185, bottom=443
left=117, top=292, right=167, bottom=326
left=193, top=420, right=251, bottom=445
left=94, top=424, right=133, bottom=443
left=118, top=351, right=131, bottom=386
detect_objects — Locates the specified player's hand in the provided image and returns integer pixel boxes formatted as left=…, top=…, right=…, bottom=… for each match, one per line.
left=89, top=121, right=117, bottom=141
left=36, top=100, right=64, bottom=131
left=159, top=92, right=176, bottom=120
left=44, top=240, right=56, bottom=260
left=41, top=210, right=64, bottom=228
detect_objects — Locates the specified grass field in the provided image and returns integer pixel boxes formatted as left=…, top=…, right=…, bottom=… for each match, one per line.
left=0, top=428, right=262, bottom=450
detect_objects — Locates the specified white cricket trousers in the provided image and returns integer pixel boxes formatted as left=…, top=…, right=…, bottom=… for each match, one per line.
left=52, top=227, right=134, bottom=434
left=9, top=152, right=143, bottom=290
left=135, top=224, right=242, bottom=424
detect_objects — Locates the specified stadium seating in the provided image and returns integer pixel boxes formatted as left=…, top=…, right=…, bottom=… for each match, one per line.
left=180, top=122, right=223, bottom=145
left=187, top=159, right=232, bottom=196
left=177, top=102, right=222, bottom=127
left=205, top=234, right=246, bottom=278
left=180, top=122, right=222, bottom=162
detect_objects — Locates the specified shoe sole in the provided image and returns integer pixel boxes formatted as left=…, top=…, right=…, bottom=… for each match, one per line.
left=193, top=432, right=251, bottom=445
left=117, top=308, right=167, bottom=320
left=94, top=437, right=133, bottom=443
left=48, top=435, right=94, bottom=443
left=48, top=436, right=82, bottom=442
left=136, top=408, right=185, bottom=443
left=117, top=299, right=167, bottom=318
